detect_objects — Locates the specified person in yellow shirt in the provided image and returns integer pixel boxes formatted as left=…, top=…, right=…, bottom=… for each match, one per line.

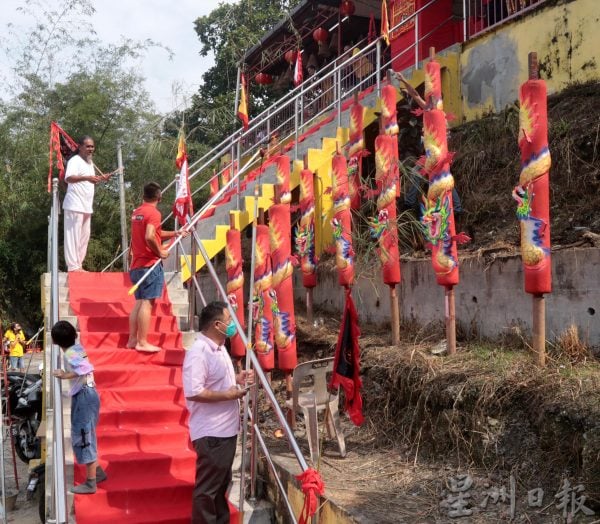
left=4, top=323, right=26, bottom=372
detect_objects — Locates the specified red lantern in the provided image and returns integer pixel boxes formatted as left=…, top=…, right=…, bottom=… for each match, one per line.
left=254, top=72, right=273, bottom=85
left=312, top=27, right=329, bottom=44
left=340, top=0, right=355, bottom=16
left=284, top=49, right=297, bottom=64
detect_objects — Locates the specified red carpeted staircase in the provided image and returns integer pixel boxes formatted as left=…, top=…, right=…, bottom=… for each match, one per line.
left=66, top=272, right=239, bottom=524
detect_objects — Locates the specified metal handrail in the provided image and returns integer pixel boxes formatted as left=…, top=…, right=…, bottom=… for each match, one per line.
left=48, top=178, right=68, bottom=523
left=104, top=0, right=449, bottom=272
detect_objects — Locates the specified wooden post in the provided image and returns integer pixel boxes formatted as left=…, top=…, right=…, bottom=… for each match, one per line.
left=390, top=285, right=400, bottom=346
left=429, top=46, right=436, bottom=61
left=532, top=294, right=546, bottom=367
left=445, top=286, right=456, bottom=355
left=286, top=373, right=295, bottom=429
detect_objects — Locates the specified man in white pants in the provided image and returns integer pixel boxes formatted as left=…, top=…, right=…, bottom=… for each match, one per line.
left=63, top=136, right=111, bottom=272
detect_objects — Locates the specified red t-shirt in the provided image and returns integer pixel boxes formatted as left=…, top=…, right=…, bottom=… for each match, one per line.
left=130, top=202, right=162, bottom=269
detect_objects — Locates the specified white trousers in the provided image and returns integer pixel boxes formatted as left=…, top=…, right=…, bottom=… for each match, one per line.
left=64, top=210, right=91, bottom=271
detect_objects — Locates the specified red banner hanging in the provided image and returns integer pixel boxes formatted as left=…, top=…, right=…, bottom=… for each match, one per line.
left=253, top=224, right=275, bottom=371
left=332, top=153, right=355, bottom=288
left=420, top=60, right=462, bottom=287
left=371, top=135, right=401, bottom=285
left=329, top=288, right=363, bottom=426
left=225, top=228, right=246, bottom=358
left=296, top=168, right=318, bottom=288
left=513, top=78, right=552, bottom=294
left=269, top=204, right=297, bottom=372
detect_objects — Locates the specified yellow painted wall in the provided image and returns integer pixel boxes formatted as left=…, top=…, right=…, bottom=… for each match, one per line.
left=460, top=0, right=599, bottom=122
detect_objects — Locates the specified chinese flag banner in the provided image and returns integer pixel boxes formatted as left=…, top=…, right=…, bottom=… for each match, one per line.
left=173, top=130, right=193, bottom=226
left=48, top=121, right=78, bottom=192
left=294, top=51, right=303, bottom=87
left=329, top=288, right=363, bottom=426
left=238, top=73, right=249, bottom=130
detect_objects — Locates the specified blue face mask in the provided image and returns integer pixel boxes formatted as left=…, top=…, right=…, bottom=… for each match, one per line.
left=219, top=319, right=236, bottom=338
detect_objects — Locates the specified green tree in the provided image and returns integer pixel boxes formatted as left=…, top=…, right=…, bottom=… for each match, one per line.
left=0, top=0, right=179, bottom=330
left=189, top=0, right=302, bottom=144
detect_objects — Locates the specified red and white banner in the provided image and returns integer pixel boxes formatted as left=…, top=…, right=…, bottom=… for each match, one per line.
left=293, top=51, right=303, bottom=87
left=173, top=130, right=193, bottom=226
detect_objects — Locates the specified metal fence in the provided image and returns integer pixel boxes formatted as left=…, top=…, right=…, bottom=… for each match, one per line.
left=464, top=0, right=548, bottom=38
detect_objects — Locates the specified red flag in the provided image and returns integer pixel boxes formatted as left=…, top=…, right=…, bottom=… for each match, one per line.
left=381, top=0, right=390, bottom=46
left=368, top=13, right=376, bottom=43
left=173, top=129, right=193, bottom=226
left=329, top=289, right=363, bottom=426
left=293, top=51, right=303, bottom=87
left=237, top=73, right=249, bottom=130
left=48, top=121, right=78, bottom=192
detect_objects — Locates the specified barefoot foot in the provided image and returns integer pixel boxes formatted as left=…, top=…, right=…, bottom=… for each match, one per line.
left=126, top=338, right=137, bottom=349
left=135, top=343, right=161, bottom=353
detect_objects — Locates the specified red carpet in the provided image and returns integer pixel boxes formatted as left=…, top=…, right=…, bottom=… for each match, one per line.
left=67, top=272, right=239, bottom=524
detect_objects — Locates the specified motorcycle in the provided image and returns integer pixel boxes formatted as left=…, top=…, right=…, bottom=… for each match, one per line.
left=2, top=371, right=43, bottom=463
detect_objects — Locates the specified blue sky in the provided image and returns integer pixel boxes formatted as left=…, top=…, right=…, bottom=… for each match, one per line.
left=0, top=0, right=230, bottom=113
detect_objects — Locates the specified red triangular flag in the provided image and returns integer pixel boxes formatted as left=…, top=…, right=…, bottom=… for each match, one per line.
left=48, top=122, right=78, bottom=192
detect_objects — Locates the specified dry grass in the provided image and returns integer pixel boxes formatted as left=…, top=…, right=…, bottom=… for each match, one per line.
left=551, top=324, right=592, bottom=364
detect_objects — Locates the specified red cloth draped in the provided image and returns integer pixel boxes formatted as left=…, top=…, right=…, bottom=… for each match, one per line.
left=275, top=154, right=291, bottom=204
left=253, top=225, right=274, bottom=371
left=295, top=468, right=325, bottom=524
left=331, top=154, right=354, bottom=287
left=269, top=203, right=297, bottom=371
left=225, top=228, right=246, bottom=358
left=48, top=121, right=78, bottom=192
left=296, top=168, right=318, bottom=288
left=329, top=288, right=363, bottom=426
left=515, top=78, right=552, bottom=294
left=372, top=135, right=401, bottom=285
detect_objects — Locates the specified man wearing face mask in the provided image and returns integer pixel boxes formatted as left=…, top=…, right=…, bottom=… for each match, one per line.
left=183, top=301, right=254, bottom=524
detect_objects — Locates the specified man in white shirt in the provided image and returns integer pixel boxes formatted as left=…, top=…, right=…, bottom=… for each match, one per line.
left=63, top=136, right=111, bottom=272
left=183, top=301, right=253, bottom=524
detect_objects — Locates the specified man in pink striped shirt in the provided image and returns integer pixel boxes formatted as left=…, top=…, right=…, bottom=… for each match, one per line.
left=183, top=301, right=253, bottom=524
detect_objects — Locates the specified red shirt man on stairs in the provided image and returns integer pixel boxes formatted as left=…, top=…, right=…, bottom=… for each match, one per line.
left=127, top=182, right=183, bottom=353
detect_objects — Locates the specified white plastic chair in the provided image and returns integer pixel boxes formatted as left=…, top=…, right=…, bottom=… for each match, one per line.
left=284, top=357, right=346, bottom=464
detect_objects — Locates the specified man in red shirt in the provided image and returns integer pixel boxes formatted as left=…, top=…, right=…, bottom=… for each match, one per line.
left=127, top=182, right=182, bottom=353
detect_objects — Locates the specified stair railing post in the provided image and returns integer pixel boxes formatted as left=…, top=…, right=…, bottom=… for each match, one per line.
left=51, top=178, right=68, bottom=524
left=117, top=143, right=128, bottom=272
left=462, top=0, right=468, bottom=41
left=376, top=39, right=382, bottom=97
left=336, top=67, right=342, bottom=128
left=236, top=139, right=242, bottom=210
left=294, top=97, right=300, bottom=160
left=414, top=8, right=420, bottom=68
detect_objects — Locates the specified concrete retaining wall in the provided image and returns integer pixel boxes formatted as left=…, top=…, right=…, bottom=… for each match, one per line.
left=295, top=247, right=600, bottom=346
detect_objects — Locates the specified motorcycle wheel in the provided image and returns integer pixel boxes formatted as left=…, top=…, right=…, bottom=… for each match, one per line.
left=12, top=420, right=41, bottom=463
